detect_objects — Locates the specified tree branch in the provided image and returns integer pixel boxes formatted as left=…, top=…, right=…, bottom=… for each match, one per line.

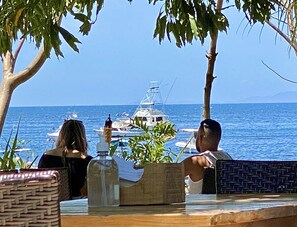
left=9, top=46, right=48, bottom=89
left=11, top=37, right=26, bottom=72
left=265, top=19, right=297, bottom=55
left=261, top=60, right=297, bottom=84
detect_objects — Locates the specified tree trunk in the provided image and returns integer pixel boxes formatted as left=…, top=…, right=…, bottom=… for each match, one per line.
left=0, top=77, right=13, bottom=136
left=0, top=47, right=48, bottom=135
left=202, top=0, right=223, bottom=120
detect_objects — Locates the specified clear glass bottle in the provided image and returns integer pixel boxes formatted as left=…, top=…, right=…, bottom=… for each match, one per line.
left=87, top=132, right=120, bottom=208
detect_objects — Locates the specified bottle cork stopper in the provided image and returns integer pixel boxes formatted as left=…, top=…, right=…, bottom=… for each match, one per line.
left=104, top=114, right=112, bottom=145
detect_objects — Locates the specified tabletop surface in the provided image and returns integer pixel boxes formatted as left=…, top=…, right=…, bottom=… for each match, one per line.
left=60, top=194, right=297, bottom=224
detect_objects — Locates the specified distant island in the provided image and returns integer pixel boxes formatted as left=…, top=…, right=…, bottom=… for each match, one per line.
left=238, top=91, right=297, bottom=103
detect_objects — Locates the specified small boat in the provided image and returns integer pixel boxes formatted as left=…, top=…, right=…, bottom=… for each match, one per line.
left=47, top=112, right=79, bottom=141
left=47, top=129, right=60, bottom=139
left=0, top=148, right=31, bottom=153
left=111, top=138, right=129, bottom=147
left=97, top=81, right=169, bottom=139
left=175, top=128, right=198, bottom=153
left=15, top=148, right=31, bottom=152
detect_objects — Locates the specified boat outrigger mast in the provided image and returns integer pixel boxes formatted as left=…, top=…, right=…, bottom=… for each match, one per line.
left=137, top=81, right=164, bottom=109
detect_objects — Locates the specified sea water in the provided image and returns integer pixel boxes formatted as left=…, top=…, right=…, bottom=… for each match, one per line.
left=1, top=103, right=297, bottom=163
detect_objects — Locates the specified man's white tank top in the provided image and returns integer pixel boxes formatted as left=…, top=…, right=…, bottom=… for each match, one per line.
left=188, top=150, right=232, bottom=194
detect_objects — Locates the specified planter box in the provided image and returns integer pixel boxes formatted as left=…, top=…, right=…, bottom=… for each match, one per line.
left=120, top=163, right=185, bottom=205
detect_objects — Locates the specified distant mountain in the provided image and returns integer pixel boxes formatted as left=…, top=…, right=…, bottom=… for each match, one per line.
left=239, top=91, right=297, bottom=103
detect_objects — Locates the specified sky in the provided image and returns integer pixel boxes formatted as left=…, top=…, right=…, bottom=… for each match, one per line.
left=4, top=1, right=297, bottom=107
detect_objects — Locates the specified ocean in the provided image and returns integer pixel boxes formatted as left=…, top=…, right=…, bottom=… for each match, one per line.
left=1, top=103, right=297, bottom=165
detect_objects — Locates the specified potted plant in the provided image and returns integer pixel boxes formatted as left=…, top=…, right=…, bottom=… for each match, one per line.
left=119, top=117, right=185, bottom=205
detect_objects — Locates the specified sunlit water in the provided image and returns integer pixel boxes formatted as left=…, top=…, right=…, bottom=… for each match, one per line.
left=1, top=103, right=297, bottom=165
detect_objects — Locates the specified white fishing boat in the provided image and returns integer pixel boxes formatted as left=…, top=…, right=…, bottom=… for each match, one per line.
left=47, top=112, right=79, bottom=141
left=97, top=81, right=169, bottom=138
left=175, top=128, right=198, bottom=153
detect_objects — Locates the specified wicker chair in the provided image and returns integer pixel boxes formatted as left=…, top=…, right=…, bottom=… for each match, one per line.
left=21, top=168, right=71, bottom=202
left=216, top=160, right=297, bottom=194
left=0, top=170, right=61, bottom=227
left=201, top=167, right=216, bottom=194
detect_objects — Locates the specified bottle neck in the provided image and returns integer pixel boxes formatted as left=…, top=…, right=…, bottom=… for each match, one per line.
left=97, top=151, right=109, bottom=156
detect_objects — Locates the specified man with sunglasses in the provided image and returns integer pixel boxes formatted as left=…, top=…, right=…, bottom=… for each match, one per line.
left=183, top=119, right=232, bottom=194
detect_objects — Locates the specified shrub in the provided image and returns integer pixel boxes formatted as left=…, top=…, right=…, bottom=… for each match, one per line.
left=125, top=117, right=177, bottom=166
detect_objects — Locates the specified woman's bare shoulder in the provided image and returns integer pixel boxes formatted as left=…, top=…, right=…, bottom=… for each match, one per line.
left=44, top=148, right=63, bottom=156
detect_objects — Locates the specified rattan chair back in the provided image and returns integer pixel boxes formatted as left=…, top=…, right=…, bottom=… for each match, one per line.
left=202, top=168, right=216, bottom=194
left=0, top=170, right=61, bottom=226
left=21, top=168, right=71, bottom=201
left=216, top=160, right=297, bottom=194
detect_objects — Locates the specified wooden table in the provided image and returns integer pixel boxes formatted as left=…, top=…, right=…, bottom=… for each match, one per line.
left=60, top=194, right=297, bottom=226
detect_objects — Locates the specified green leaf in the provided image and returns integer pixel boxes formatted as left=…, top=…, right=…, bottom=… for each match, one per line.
left=14, top=7, right=25, bottom=26
left=189, top=15, right=198, bottom=37
left=235, top=0, right=241, bottom=10
left=80, top=21, right=92, bottom=35
left=74, top=13, right=89, bottom=23
left=171, top=22, right=182, bottom=47
left=166, top=21, right=172, bottom=42
left=96, top=0, right=104, bottom=15
left=58, top=26, right=81, bottom=52
left=158, top=15, right=167, bottom=43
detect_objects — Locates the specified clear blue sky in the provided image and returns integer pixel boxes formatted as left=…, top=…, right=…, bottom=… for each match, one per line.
left=7, top=1, right=297, bottom=106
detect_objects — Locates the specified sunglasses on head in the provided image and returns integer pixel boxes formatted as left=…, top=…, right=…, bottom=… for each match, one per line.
left=201, top=122, right=210, bottom=128
left=194, top=131, right=198, bottom=139
left=64, top=119, right=83, bottom=124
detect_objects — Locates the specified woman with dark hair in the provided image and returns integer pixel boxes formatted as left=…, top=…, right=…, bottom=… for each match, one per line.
left=38, top=119, right=93, bottom=198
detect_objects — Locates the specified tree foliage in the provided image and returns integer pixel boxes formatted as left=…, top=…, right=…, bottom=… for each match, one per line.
left=149, top=0, right=275, bottom=47
left=266, top=0, right=297, bottom=54
left=0, top=0, right=105, bottom=135
left=147, top=0, right=281, bottom=119
left=235, top=0, right=275, bottom=23
left=0, top=0, right=104, bottom=57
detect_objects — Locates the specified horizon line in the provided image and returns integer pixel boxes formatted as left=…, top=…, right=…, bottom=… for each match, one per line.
left=9, top=101, right=297, bottom=108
